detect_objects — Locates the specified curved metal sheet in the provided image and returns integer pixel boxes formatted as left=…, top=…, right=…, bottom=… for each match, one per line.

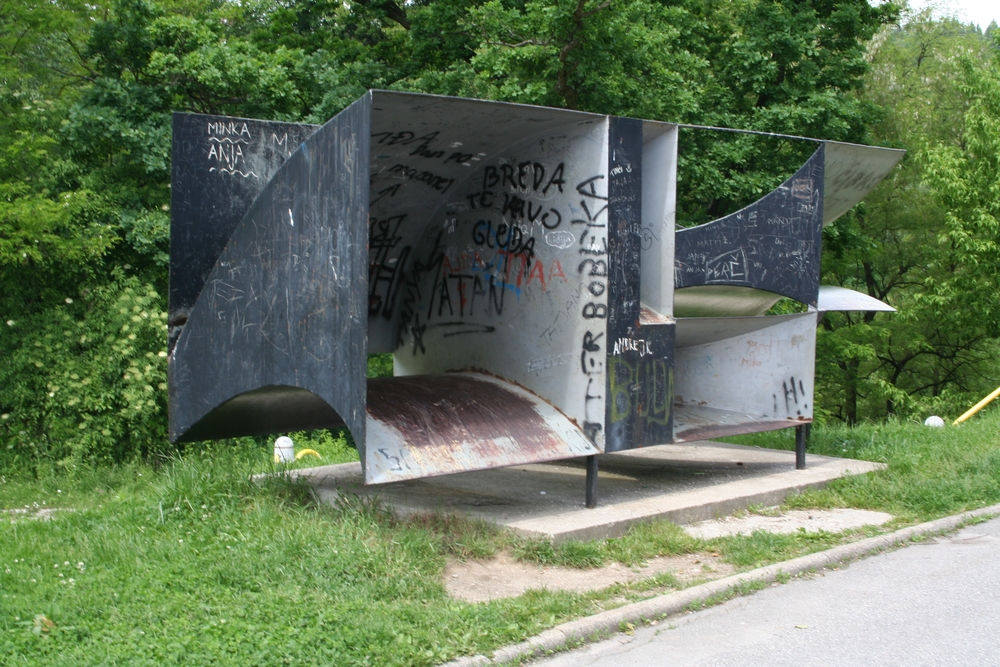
left=673, top=285, right=784, bottom=318
left=168, top=95, right=371, bottom=445
left=673, top=404, right=807, bottom=442
left=369, top=91, right=615, bottom=451
left=673, top=312, right=817, bottom=434
left=176, top=386, right=347, bottom=441
left=817, top=285, right=895, bottom=312
left=822, top=141, right=905, bottom=226
left=364, top=372, right=599, bottom=483
left=675, top=312, right=811, bottom=348
left=674, top=145, right=824, bottom=307
left=366, top=91, right=606, bottom=355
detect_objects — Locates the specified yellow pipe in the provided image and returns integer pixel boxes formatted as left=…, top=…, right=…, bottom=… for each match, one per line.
left=953, top=385, right=1000, bottom=425
left=295, top=448, right=322, bottom=460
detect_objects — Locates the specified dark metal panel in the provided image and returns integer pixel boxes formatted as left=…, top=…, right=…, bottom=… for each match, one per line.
left=169, top=113, right=317, bottom=349
left=168, top=95, right=371, bottom=445
left=632, top=323, right=674, bottom=447
left=364, top=372, right=599, bottom=483
left=605, top=117, right=674, bottom=452
left=605, top=117, right=643, bottom=452
left=674, top=145, right=825, bottom=308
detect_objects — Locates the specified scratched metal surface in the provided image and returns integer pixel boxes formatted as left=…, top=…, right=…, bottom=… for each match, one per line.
left=169, top=96, right=370, bottom=445
left=674, top=145, right=825, bottom=309
left=169, top=113, right=318, bottom=349
left=166, top=91, right=904, bottom=484
left=605, top=117, right=675, bottom=451
left=674, top=312, right=817, bottom=423
left=675, top=313, right=809, bottom=348
left=364, top=372, right=598, bottom=483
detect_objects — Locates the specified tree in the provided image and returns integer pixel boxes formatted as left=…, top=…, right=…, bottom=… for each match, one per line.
left=816, top=11, right=998, bottom=423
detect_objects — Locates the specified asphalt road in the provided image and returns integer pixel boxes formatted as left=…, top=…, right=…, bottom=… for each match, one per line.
left=530, top=516, right=1000, bottom=666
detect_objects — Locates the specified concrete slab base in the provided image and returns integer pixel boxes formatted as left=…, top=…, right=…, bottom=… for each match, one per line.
left=295, top=441, right=885, bottom=543
left=684, top=508, right=894, bottom=539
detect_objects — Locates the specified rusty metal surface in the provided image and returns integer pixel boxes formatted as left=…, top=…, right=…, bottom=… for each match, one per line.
left=364, top=372, right=599, bottom=483
left=673, top=403, right=807, bottom=442
left=640, top=306, right=674, bottom=325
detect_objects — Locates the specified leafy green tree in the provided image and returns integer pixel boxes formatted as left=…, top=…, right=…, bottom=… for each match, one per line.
left=676, top=0, right=896, bottom=225
left=816, top=11, right=998, bottom=423
left=920, top=39, right=1000, bottom=375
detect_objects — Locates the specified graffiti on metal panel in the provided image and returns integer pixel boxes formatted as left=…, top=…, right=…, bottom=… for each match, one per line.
left=370, top=126, right=605, bottom=356
left=673, top=148, right=824, bottom=306
left=782, top=375, right=808, bottom=417
left=609, top=353, right=672, bottom=426
left=206, top=121, right=254, bottom=177
left=369, top=214, right=409, bottom=319
left=367, top=125, right=611, bottom=447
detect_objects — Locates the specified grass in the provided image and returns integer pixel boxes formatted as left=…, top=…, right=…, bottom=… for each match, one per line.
left=721, top=411, right=1000, bottom=523
left=0, top=449, right=593, bottom=666
left=3, top=409, right=1000, bottom=665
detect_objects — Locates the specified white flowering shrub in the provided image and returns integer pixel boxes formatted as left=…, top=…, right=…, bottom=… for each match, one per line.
left=0, top=275, right=169, bottom=471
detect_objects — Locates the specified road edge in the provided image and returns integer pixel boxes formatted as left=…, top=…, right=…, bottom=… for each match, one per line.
left=440, top=502, right=1000, bottom=667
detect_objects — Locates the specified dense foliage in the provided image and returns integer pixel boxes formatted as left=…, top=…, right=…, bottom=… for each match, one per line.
left=816, top=11, right=1000, bottom=422
left=1, top=0, right=998, bottom=470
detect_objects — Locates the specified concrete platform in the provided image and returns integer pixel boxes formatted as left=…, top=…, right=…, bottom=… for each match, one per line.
left=294, top=441, right=885, bottom=543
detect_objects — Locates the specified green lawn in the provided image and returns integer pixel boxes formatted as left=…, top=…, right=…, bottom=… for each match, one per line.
left=3, top=410, right=1000, bottom=665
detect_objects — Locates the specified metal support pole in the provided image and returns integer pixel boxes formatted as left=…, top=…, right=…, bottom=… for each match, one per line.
left=795, top=424, right=810, bottom=470
left=585, top=455, right=599, bottom=508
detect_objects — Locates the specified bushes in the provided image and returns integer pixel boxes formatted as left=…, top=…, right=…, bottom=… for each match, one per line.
left=0, top=274, right=168, bottom=473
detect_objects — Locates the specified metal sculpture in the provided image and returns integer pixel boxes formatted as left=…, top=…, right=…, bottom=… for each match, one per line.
left=168, top=91, right=902, bottom=500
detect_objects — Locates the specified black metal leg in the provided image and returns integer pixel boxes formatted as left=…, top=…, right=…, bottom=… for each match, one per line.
left=795, top=424, right=811, bottom=470
left=585, top=455, right=599, bottom=508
